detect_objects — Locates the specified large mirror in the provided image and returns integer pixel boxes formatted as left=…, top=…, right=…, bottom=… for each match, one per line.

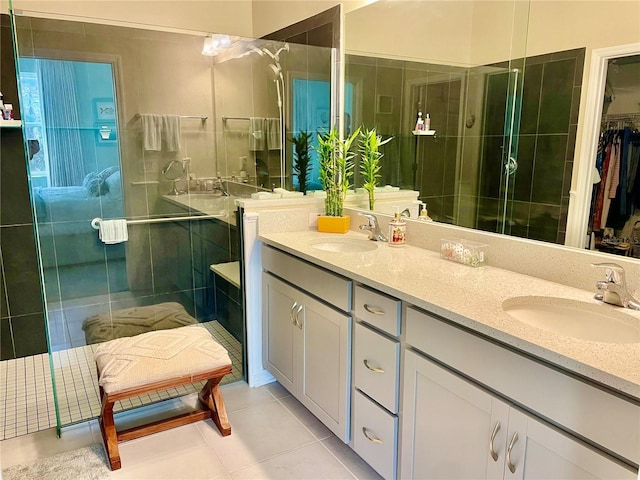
left=344, top=0, right=640, bottom=259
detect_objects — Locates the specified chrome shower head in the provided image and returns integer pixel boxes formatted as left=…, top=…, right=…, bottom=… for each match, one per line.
left=248, top=45, right=265, bottom=57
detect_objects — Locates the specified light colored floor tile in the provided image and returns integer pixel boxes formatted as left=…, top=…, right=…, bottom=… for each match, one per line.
left=277, top=395, right=333, bottom=440
left=220, top=382, right=278, bottom=414
left=110, top=425, right=226, bottom=480
left=263, top=381, right=290, bottom=399
left=0, top=421, right=98, bottom=468
left=230, top=442, right=356, bottom=480
left=114, top=423, right=210, bottom=465
left=197, top=400, right=316, bottom=472
left=322, top=435, right=383, bottom=480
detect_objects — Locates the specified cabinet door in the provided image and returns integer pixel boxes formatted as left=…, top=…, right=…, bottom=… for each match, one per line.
left=401, top=350, right=510, bottom=480
left=505, top=408, right=637, bottom=480
left=262, top=273, right=299, bottom=393
left=299, top=293, right=352, bottom=443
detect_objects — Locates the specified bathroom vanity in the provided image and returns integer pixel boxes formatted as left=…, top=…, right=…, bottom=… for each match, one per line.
left=259, top=230, right=639, bottom=479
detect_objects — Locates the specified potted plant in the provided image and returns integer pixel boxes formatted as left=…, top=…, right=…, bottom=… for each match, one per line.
left=291, top=130, right=312, bottom=193
left=359, top=128, right=392, bottom=210
left=316, top=126, right=360, bottom=233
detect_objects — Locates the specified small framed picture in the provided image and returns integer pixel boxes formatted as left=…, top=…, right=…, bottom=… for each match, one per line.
left=94, top=98, right=116, bottom=121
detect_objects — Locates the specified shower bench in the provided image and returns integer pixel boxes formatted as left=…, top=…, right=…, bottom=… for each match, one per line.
left=94, top=324, right=233, bottom=470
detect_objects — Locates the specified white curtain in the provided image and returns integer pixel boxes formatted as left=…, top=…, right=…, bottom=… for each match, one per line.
left=38, top=59, right=84, bottom=187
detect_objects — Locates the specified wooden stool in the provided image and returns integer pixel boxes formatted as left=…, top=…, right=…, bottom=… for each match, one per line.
left=95, top=325, right=232, bottom=470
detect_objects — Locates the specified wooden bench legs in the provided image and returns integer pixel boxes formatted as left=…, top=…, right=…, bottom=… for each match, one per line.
left=198, top=377, right=231, bottom=436
left=98, top=366, right=232, bottom=471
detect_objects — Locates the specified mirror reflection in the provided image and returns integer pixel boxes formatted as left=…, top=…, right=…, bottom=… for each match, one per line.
left=344, top=0, right=640, bottom=259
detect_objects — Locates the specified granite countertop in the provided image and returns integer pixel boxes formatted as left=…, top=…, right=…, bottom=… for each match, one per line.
left=259, top=230, right=640, bottom=400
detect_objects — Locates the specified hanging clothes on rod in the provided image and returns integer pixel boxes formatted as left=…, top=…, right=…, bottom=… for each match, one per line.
left=590, top=126, right=640, bottom=232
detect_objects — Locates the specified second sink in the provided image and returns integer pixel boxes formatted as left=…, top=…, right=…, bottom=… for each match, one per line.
left=502, top=296, right=640, bottom=344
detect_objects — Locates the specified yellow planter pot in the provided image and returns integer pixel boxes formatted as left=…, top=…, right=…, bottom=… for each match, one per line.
left=317, top=215, right=350, bottom=234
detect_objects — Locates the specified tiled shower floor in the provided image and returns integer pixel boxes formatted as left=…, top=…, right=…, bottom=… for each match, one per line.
left=0, top=321, right=242, bottom=441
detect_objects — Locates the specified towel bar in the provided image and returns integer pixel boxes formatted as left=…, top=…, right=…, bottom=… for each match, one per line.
left=91, top=213, right=226, bottom=230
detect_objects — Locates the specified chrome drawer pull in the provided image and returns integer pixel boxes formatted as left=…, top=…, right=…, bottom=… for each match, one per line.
left=363, top=359, right=385, bottom=374
left=507, top=432, right=518, bottom=474
left=362, top=427, right=383, bottom=444
left=295, top=304, right=304, bottom=329
left=489, top=421, right=500, bottom=461
left=364, top=304, right=385, bottom=315
left=290, top=302, right=298, bottom=326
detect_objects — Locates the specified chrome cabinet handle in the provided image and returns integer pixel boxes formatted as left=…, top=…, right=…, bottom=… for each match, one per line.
left=295, top=304, right=303, bottom=329
left=290, top=302, right=298, bottom=326
left=506, top=432, right=518, bottom=474
left=363, top=359, right=385, bottom=374
left=364, top=304, right=385, bottom=315
left=362, top=427, right=383, bottom=444
left=489, top=422, right=500, bottom=462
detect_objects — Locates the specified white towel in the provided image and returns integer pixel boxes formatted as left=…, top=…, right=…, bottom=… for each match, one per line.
left=249, top=117, right=265, bottom=151
left=99, top=219, right=128, bottom=244
left=266, top=118, right=281, bottom=150
left=140, top=114, right=162, bottom=151
left=162, top=115, right=181, bottom=152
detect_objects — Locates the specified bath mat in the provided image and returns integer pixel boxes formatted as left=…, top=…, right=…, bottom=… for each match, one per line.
left=2, top=443, right=110, bottom=480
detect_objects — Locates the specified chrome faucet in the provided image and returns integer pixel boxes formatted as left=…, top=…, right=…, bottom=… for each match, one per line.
left=212, top=180, right=229, bottom=196
left=358, top=212, right=387, bottom=242
left=591, top=263, right=640, bottom=310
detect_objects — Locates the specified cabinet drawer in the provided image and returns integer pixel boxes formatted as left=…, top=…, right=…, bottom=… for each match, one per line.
left=354, top=285, right=401, bottom=336
left=354, top=322, right=400, bottom=413
left=353, top=390, right=398, bottom=480
left=262, top=245, right=351, bottom=311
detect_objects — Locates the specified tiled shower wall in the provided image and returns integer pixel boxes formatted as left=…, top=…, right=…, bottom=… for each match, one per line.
left=345, top=48, right=585, bottom=245
left=0, top=13, right=48, bottom=361
left=478, top=48, right=585, bottom=244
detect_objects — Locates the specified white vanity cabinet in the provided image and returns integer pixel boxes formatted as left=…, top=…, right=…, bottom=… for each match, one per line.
left=401, top=307, right=638, bottom=480
left=402, top=350, right=635, bottom=479
left=262, top=246, right=352, bottom=442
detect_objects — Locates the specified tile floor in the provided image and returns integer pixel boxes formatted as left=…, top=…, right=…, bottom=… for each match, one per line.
left=0, top=381, right=382, bottom=479
left=0, top=321, right=243, bottom=440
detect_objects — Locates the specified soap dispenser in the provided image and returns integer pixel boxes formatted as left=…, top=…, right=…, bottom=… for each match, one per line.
left=389, top=207, right=407, bottom=247
left=418, top=202, right=432, bottom=222
left=415, top=111, right=425, bottom=131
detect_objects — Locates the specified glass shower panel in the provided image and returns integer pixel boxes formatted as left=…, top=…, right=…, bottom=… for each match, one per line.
left=343, top=0, right=530, bottom=233
left=214, top=40, right=333, bottom=193
left=11, top=11, right=246, bottom=434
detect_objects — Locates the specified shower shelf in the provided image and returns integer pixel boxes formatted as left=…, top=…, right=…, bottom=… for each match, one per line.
left=0, top=119, right=22, bottom=128
left=412, top=129, right=436, bottom=136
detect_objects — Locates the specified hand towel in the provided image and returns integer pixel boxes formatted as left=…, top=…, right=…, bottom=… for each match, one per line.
left=99, top=219, right=129, bottom=244
left=140, top=114, right=162, bottom=151
left=249, top=117, right=265, bottom=151
left=266, top=118, right=281, bottom=150
left=162, top=114, right=182, bottom=152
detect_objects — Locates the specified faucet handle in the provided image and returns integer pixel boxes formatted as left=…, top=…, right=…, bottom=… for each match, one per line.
left=591, top=262, right=625, bottom=283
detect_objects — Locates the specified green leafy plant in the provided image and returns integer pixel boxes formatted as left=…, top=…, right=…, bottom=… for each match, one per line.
left=291, top=131, right=312, bottom=193
left=316, top=126, right=361, bottom=217
left=359, top=128, right=392, bottom=210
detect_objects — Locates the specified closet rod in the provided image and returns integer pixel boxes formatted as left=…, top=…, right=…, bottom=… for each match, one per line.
left=91, top=213, right=224, bottom=230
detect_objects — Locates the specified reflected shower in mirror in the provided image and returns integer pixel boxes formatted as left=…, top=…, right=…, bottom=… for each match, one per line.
left=344, top=0, right=640, bottom=260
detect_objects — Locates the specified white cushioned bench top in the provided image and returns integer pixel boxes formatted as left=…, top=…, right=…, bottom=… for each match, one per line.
left=95, top=325, right=231, bottom=394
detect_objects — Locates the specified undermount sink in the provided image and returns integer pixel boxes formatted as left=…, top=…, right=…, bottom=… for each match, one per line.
left=502, top=296, right=640, bottom=344
left=311, top=238, right=378, bottom=253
